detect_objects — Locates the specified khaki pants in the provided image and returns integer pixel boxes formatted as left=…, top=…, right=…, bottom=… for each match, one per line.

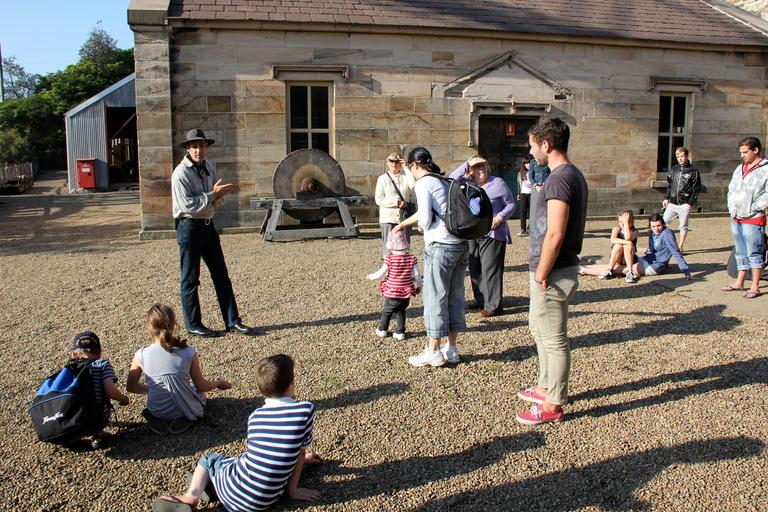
left=528, top=266, right=579, bottom=405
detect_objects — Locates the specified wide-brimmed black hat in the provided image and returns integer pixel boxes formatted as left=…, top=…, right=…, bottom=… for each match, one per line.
left=179, top=128, right=215, bottom=147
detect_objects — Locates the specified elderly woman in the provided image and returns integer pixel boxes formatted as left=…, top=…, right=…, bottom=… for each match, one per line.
left=450, top=155, right=515, bottom=317
left=374, top=152, right=415, bottom=256
left=393, top=147, right=468, bottom=367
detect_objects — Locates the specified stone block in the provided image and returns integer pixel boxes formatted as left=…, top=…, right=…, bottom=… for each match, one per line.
left=664, top=49, right=701, bottom=64
left=140, top=214, right=176, bottom=235
left=594, top=102, right=630, bottom=118
left=694, top=106, right=750, bottom=122
left=581, top=117, right=618, bottom=132
left=196, top=63, right=220, bottom=80
left=174, top=96, right=207, bottom=113
left=137, top=113, right=172, bottom=132
left=373, top=112, right=431, bottom=130
left=601, top=75, right=649, bottom=90
left=414, top=98, right=452, bottom=115
left=379, top=81, right=433, bottom=98
left=725, top=65, right=765, bottom=81
left=473, top=38, right=503, bottom=54
left=241, top=129, right=285, bottom=146
left=629, top=104, right=658, bottom=119
left=582, top=88, right=613, bottom=103
left=242, top=81, right=287, bottom=97
left=244, top=113, right=284, bottom=129
left=387, top=129, right=418, bottom=146
left=337, top=144, right=370, bottom=161
left=677, top=63, right=725, bottom=80
left=390, top=97, right=414, bottom=113
left=335, top=112, right=374, bottom=130
left=419, top=130, right=470, bottom=146
left=141, top=196, right=173, bottom=215
left=134, top=31, right=169, bottom=45
left=171, top=28, right=217, bottom=45
left=138, top=146, right=174, bottom=166
left=627, top=159, right=657, bottom=180
left=429, top=114, right=468, bottom=131
left=137, top=61, right=173, bottom=80
left=139, top=163, right=172, bottom=181
left=336, top=97, right=390, bottom=113
left=140, top=179, right=171, bottom=198
left=172, top=79, right=237, bottom=98
left=179, top=45, right=237, bottom=64
left=350, top=33, right=412, bottom=50
left=336, top=129, right=389, bottom=145
left=135, top=78, right=170, bottom=97
left=432, top=51, right=454, bottom=66
left=734, top=93, right=767, bottom=108
left=629, top=131, right=657, bottom=148
left=248, top=145, right=288, bottom=162
left=392, top=50, right=432, bottom=66
left=412, top=35, right=473, bottom=53
left=285, top=31, right=350, bottom=49
left=178, top=113, right=245, bottom=130
left=589, top=174, right=618, bottom=188
left=217, top=29, right=286, bottom=47
left=207, top=96, right=232, bottom=112
left=718, top=120, right=762, bottom=135
left=135, top=43, right=169, bottom=62
left=138, top=129, right=173, bottom=148
left=214, top=162, right=252, bottom=180
left=336, top=82, right=375, bottom=98
left=613, top=90, right=658, bottom=105
left=748, top=107, right=768, bottom=121
left=234, top=95, right=286, bottom=113
left=565, top=102, right=595, bottom=117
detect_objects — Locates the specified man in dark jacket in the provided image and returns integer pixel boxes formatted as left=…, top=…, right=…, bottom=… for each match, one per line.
left=663, top=146, right=701, bottom=252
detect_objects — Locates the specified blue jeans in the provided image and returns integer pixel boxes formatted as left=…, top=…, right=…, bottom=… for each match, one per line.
left=198, top=452, right=230, bottom=479
left=177, top=220, right=240, bottom=330
left=731, top=219, right=765, bottom=271
left=423, top=242, right=469, bottom=338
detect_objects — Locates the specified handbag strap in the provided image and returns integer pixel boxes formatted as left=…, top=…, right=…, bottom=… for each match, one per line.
left=386, top=172, right=407, bottom=203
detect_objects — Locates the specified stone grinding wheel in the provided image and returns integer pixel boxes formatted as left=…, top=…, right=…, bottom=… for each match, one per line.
left=272, top=148, right=347, bottom=222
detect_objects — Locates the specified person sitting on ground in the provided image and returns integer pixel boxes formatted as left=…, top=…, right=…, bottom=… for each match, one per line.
left=69, top=331, right=130, bottom=448
left=583, top=214, right=695, bottom=283
left=127, top=303, right=231, bottom=435
left=579, top=210, right=638, bottom=281
left=152, top=354, right=321, bottom=512
left=367, top=230, right=422, bottom=341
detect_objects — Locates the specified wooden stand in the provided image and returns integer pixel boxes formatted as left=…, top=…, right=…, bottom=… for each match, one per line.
left=250, top=196, right=367, bottom=241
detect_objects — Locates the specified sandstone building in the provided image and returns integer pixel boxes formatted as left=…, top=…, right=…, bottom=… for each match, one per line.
left=127, top=0, right=768, bottom=238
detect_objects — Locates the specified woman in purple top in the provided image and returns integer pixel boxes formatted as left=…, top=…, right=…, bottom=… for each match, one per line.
left=450, top=155, right=516, bottom=316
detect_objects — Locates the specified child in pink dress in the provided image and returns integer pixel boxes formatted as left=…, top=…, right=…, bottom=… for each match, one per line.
left=367, top=231, right=422, bottom=341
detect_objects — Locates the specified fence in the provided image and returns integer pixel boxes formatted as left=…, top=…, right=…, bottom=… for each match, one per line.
left=1, top=162, right=34, bottom=194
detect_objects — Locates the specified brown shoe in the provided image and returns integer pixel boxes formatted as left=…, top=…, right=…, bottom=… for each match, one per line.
left=466, top=302, right=481, bottom=310
left=479, top=309, right=502, bottom=317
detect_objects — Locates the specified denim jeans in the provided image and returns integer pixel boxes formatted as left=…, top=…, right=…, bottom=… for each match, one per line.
left=177, top=221, right=240, bottom=330
left=731, top=219, right=766, bottom=270
left=423, top=242, right=469, bottom=338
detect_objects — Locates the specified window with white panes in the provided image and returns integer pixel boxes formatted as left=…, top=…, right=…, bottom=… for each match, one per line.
left=287, top=83, right=332, bottom=154
left=657, top=94, right=690, bottom=174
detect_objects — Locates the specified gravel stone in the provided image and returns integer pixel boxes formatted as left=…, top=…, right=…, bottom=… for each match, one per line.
left=1, top=170, right=766, bottom=511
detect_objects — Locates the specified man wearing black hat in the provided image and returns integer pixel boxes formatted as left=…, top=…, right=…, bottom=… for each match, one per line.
left=172, top=128, right=254, bottom=337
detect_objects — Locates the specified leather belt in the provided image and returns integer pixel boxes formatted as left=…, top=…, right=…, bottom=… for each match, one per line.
left=181, top=218, right=212, bottom=225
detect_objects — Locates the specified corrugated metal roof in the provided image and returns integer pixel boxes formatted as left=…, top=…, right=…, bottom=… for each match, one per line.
left=165, top=0, right=768, bottom=47
left=65, top=73, right=136, bottom=118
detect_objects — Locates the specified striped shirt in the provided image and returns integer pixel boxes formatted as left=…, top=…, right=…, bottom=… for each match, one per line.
left=214, top=398, right=314, bottom=512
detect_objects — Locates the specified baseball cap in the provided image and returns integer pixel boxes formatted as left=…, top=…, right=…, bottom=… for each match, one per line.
left=73, top=331, right=101, bottom=350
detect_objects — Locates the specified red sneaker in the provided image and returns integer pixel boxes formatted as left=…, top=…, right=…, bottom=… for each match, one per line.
left=516, top=404, right=564, bottom=425
left=517, top=386, right=545, bottom=405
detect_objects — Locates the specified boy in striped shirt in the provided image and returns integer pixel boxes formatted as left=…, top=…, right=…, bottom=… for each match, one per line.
left=153, top=354, right=321, bottom=512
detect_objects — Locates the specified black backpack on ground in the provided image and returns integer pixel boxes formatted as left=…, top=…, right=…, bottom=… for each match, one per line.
left=423, top=174, right=494, bottom=240
left=29, top=358, right=107, bottom=444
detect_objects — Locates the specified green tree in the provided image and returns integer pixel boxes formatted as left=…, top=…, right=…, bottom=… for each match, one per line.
left=79, top=21, right=119, bottom=67
left=0, top=127, right=35, bottom=164
left=2, top=56, right=39, bottom=100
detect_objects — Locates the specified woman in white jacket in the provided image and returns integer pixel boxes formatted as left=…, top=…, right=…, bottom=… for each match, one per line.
left=723, top=137, right=768, bottom=299
left=374, top=153, right=416, bottom=256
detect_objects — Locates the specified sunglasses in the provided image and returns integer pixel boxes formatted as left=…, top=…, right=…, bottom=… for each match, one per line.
left=388, top=159, right=400, bottom=163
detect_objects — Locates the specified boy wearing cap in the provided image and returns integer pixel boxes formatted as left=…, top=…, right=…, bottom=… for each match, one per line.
left=172, top=128, right=254, bottom=338
left=70, top=331, right=130, bottom=447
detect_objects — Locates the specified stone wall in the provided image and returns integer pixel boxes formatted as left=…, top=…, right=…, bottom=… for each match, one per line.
left=134, top=26, right=768, bottom=235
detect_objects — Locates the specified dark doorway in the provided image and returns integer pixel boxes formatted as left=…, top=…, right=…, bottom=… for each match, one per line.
left=478, top=116, right=539, bottom=218
left=106, top=107, right=138, bottom=185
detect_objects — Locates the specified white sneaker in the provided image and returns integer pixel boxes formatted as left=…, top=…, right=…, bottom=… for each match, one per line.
left=393, top=332, right=405, bottom=341
left=409, top=345, right=446, bottom=367
left=598, top=269, right=612, bottom=279
left=625, top=270, right=637, bottom=283
left=375, top=329, right=387, bottom=338
left=441, top=345, right=460, bottom=363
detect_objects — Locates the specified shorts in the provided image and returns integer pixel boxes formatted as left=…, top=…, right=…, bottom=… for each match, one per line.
left=198, top=452, right=230, bottom=479
left=639, top=255, right=664, bottom=276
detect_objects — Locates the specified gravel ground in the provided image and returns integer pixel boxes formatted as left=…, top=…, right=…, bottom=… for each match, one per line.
left=1, top=170, right=766, bottom=512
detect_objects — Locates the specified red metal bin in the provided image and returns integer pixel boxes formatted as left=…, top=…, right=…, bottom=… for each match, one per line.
left=77, top=158, right=96, bottom=189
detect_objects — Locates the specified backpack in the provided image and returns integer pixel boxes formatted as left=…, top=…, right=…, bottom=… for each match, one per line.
left=28, top=358, right=107, bottom=444
left=423, top=174, right=494, bottom=240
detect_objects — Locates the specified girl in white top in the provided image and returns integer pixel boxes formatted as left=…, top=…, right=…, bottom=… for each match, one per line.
left=127, top=303, right=231, bottom=435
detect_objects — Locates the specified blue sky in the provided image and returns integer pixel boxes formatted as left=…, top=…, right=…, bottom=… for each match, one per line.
left=1, top=1, right=135, bottom=76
